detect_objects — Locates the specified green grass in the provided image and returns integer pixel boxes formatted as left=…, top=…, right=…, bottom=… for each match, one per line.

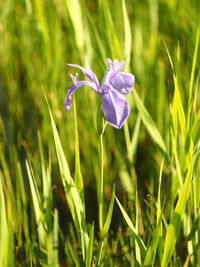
left=0, top=0, right=200, bottom=266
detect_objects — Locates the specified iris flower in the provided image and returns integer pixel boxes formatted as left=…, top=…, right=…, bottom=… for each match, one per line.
left=65, top=58, right=135, bottom=129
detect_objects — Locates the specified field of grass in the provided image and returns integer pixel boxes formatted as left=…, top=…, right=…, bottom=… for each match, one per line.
left=0, top=0, right=200, bottom=266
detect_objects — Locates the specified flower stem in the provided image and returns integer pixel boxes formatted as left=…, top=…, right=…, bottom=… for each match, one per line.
left=99, top=133, right=104, bottom=232
left=99, top=120, right=107, bottom=233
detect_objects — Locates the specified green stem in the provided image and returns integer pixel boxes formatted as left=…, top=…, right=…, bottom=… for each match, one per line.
left=124, top=121, right=143, bottom=264
left=123, top=121, right=132, bottom=162
left=96, top=239, right=104, bottom=266
left=73, top=96, right=84, bottom=196
left=99, top=121, right=107, bottom=233
left=99, top=133, right=104, bottom=232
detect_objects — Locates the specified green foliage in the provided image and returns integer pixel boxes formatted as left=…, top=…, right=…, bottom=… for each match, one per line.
left=0, top=0, right=200, bottom=266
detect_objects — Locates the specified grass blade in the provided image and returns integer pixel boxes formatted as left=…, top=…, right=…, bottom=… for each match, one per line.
left=98, top=0, right=121, bottom=58
left=172, top=73, right=186, bottom=140
left=144, top=159, right=163, bottom=266
left=73, top=96, right=85, bottom=213
left=115, top=195, right=146, bottom=259
left=132, top=89, right=167, bottom=154
left=129, top=115, right=142, bottom=160
left=48, top=209, right=59, bottom=267
left=26, top=160, right=45, bottom=246
left=47, top=99, right=89, bottom=261
left=122, top=0, right=132, bottom=70
left=143, top=218, right=162, bottom=267
left=86, top=222, right=94, bottom=267
left=187, top=28, right=200, bottom=127
left=0, top=172, right=14, bottom=267
left=64, top=0, right=85, bottom=55
left=101, top=184, right=115, bottom=238
left=165, top=43, right=186, bottom=140
left=0, top=172, right=8, bottom=266
left=161, top=141, right=194, bottom=267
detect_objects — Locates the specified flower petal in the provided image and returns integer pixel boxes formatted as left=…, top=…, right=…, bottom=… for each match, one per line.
left=107, top=58, right=113, bottom=69
left=103, top=60, right=133, bottom=93
left=107, top=58, right=125, bottom=71
left=64, top=74, right=97, bottom=110
left=101, top=89, right=130, bottom=128
left=68, top=60, right=100, bottom=92
left=110, top=72, right=135, bottom=95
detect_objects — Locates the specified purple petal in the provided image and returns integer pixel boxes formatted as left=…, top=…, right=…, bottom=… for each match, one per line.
left=102, top=67, right=118, bottom=87
left=103, top=60, right=128, bottom=90
left=64, top=74, right=98, bottom=110
left=107, top=58, right=113, bottom=69
left=107, top=58, right=125, bottom=71
left=110, top=72, right=135, bottom=95
left=101, top=89, right=130, bottom=128
left=68, top=60, right=100, bottom=92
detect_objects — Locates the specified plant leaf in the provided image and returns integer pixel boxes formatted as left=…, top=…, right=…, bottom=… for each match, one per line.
left=132, top=90, right=167, bottom=154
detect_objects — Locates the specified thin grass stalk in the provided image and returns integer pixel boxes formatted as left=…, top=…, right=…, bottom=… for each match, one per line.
left=161, top=142, right=194, bottom=267
left=187, top=28, right=200, bottom=129
left=115, top=195, right=147, bottom=259
left=96, top=239, right=105, bottom=266
left=123, top=117, right=143, bottom=266
left=45, top=94, right=89, bottom=261
left=73, top=96, right=85, bottom=212
left=99, top=132, right=104, bottom=232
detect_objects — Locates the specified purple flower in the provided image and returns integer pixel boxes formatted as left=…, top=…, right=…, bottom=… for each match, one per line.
left=65, top=58, right=135, bottom=129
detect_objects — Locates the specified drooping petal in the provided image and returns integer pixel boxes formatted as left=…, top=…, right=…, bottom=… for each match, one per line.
left=68, top=60, right=100, bottom=92
left=101, top=88, right=130, bottom=128
left=110, top=72, right=135, bottom=95
left=64, top=74, right=98, bottom=110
